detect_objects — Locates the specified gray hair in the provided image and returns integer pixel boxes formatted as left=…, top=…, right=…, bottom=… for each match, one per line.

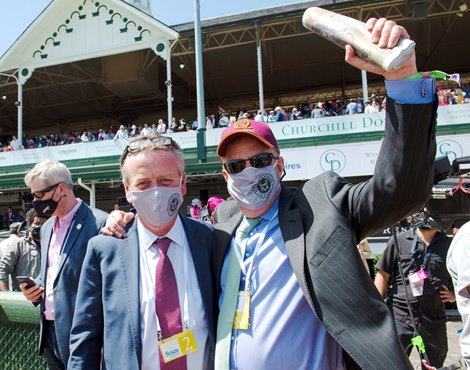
left=120, top=134, right=185, bottom=184
left=24, top=160, right=73, bottom=189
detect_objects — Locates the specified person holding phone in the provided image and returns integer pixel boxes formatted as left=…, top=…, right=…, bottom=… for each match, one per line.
left=0, top=209, right=47, bottom=291
left=19, top=160, right=108, bottom=370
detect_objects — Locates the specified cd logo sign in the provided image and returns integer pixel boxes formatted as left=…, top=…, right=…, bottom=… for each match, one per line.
left=438, top=139, right=462, bottom=162
left=320, top=149, right=346, bottom=173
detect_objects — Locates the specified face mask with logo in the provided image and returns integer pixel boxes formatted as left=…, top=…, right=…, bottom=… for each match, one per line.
left=131, top=184, right=183, bottom=227
left=33, top=197, right=61, bottom=218
left=227, top=163, right=280, bottom=211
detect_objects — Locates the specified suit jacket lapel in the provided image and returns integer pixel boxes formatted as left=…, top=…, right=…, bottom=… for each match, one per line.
left=278, top=188, right=310, bottom=301
left=55, top=202, right=87, bottom=281
left=118, top=222, right=142, bottom=365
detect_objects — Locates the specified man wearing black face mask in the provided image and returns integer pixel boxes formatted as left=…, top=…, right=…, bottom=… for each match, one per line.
left=0, top=209, right=47, bottom=291
left=19, top=160, right=108, bottom=370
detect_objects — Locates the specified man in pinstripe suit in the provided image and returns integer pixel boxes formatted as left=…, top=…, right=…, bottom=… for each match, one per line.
left=212, top=18, right=437, bottom=370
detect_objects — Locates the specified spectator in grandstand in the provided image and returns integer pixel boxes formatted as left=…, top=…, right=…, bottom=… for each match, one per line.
left=312, top=102, right=326, bottom=118
left=113, top=125, right=128, bottom=141
left=456, top=88, right=466, bottom=104
left=324, top=101, right=335, bottom=116
left=365, top=98, right=380, bottom=113
left=178, top=119, right=189, bottom=132
left=156, top=119, right=167, bottom=133
left=20, top=160, right=108, bottom=369
left=229, top=116, right=237, bottom=126
left=219, top=112, right=230, bottom=127
left=346, top=98, right=358, bottom=114
left=169, top=117, right=179, bottom=133
left=290, top=107, right=301, bottom=120
left=129, top=124, right=139, bottom=137
left=209, top=114, right=217, bottom=128
left=0, top=209, right=48, bottom=291
left=140, top=123, right=151, bottom=136
left=9, top=135, right=22, bottom=151
left=206, top=115, right=214, bottom=129
left=254, top=110, right=267, bottom=123
left=266, top=110, right=275, bottom=122
left=274, top=106, right=287, bottom=122
left=97, top=129, right=107, bottom=140
left=80, top=131, right=89, bottom=143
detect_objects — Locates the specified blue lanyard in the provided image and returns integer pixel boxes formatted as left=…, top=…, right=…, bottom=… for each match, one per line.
left=410, top=230, right=432, bottom=271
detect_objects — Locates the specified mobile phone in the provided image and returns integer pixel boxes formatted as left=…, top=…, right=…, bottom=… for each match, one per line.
left=16, top=276, right=37, bottom=288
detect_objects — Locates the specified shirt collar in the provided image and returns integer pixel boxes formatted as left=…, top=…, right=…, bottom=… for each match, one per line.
left=258, top=196, right=280, bottom=223
left=137, top=214, right=185, bottom=252
left=54, top=199, right=81, bottom=230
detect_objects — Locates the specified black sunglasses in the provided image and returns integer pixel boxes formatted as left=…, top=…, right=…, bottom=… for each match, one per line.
left=223, top=152, right=278, bottom=174
left=32, top=183, right=61, bottom=199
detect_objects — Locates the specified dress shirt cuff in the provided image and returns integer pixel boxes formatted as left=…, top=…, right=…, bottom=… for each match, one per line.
left=385, top=78, right=436, bottom=104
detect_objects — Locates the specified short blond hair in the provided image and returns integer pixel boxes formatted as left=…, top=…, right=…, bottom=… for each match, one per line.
left=24, top=160, right=73, bottom=189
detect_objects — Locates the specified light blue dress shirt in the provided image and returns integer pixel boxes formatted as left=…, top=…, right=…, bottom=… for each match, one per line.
left=220, top=198, right=344, bottom=370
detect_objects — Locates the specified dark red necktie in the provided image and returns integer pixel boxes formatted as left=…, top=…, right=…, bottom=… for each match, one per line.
left=155, top=237, right=187, bottom=370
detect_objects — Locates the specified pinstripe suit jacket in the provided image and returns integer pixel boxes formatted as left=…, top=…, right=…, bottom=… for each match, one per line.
left=213, top=97, right=438, bottom=370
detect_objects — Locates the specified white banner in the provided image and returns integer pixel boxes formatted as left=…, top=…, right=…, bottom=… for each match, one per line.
left=0, top=104, right=469, bottom=168
left=282, top=133, right=470, bottom=181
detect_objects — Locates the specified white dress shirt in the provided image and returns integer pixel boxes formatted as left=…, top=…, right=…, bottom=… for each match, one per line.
left=137, top=215, right=209, bottom=370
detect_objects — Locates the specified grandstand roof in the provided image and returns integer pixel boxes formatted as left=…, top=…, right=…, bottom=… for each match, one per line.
left=0, top=0, right=177, bottom=71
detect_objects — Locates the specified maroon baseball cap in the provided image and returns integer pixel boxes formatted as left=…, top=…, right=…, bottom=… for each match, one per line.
left=216, top=119, right=279, bottom=156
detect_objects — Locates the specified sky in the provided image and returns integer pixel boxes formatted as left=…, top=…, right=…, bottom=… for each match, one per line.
left=0, top=0, right=303, bottom=56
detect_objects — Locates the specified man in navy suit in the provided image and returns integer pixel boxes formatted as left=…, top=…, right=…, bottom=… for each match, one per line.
left=68, top=134, right=215, bottom=370
left=20, top=160, right=108, bottom=370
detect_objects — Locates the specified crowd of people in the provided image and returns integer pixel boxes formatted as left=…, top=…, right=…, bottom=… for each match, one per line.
left=1, top=84, right=468, bottom=153
left=1, top=18, right=470, bottom=370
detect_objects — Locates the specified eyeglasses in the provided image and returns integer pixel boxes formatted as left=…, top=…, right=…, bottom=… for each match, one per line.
left=32, top=183, right=61, bottom=199
left=223, top=152, right=278, bottom=174
left=121, top=136, right=174, bottom=165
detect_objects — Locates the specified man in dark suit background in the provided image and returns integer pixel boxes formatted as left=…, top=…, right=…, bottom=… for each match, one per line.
left=20, top=160, right=108, bottom=370
left=68, top=134, right=215, bottom=370
left=212, top=18, right=438, bottom=370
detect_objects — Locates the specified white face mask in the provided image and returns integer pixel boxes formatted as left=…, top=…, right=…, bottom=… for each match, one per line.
left=227, top=163, right=280, bottom=211
left=131, top=184, right=183, bottom=227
